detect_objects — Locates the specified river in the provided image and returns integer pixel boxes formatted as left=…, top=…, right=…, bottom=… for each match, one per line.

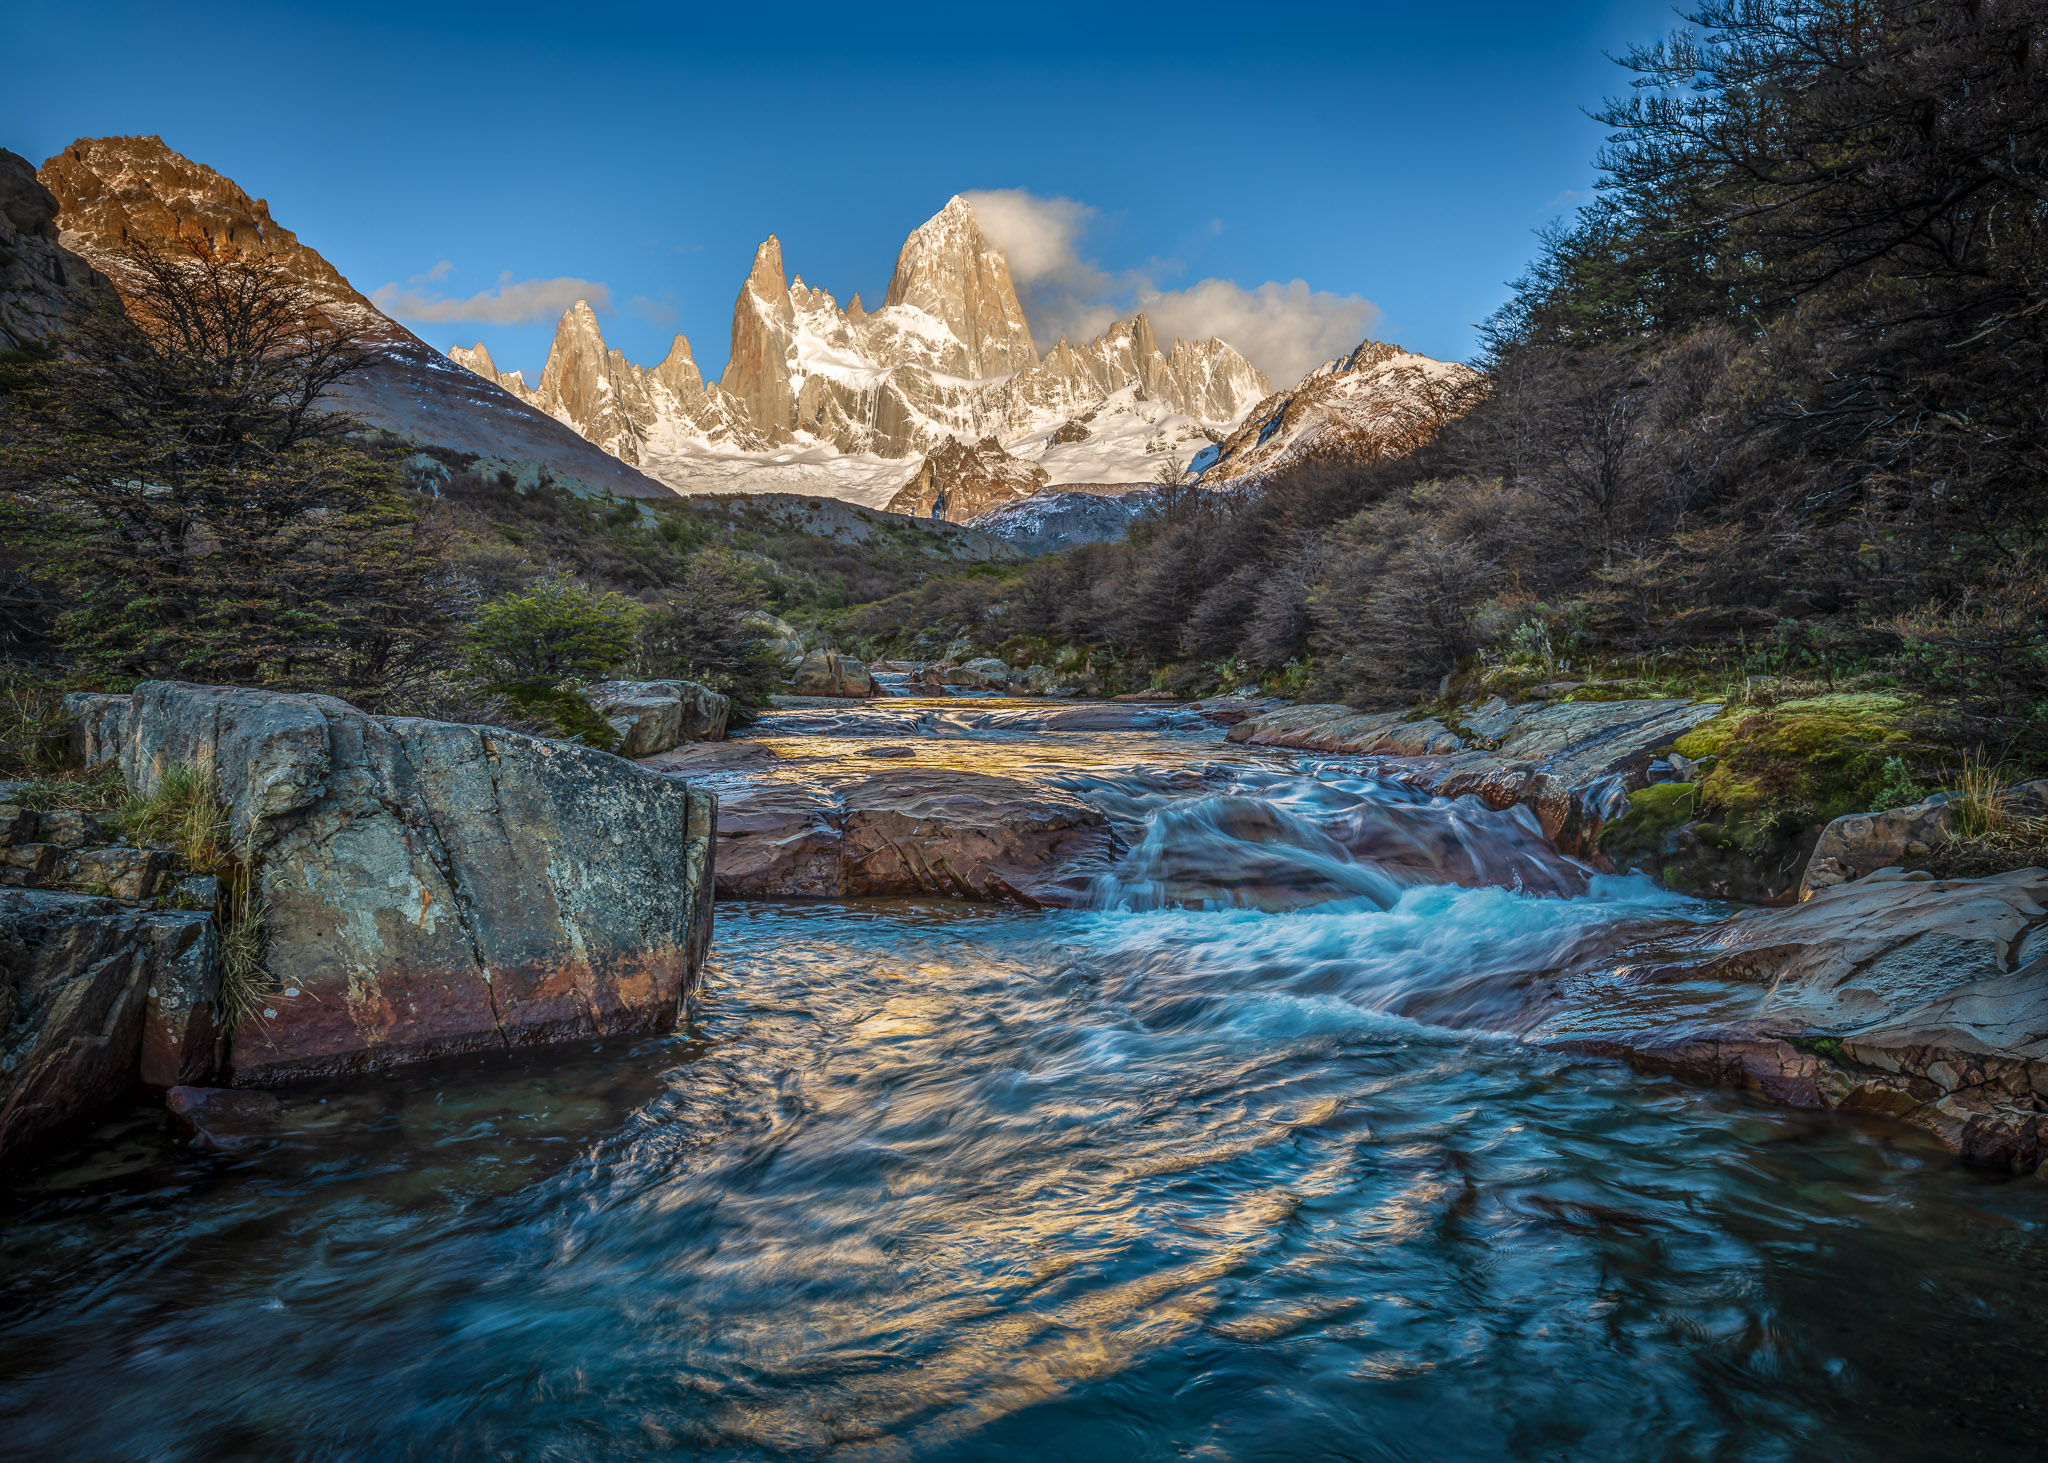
left=3, top=703, right=2045, bottom=1460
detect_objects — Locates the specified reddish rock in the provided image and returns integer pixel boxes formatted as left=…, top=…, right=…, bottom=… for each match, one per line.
left=839, top=770, right=1121, bottom=905
left=716, top=786, right=846, bottom=898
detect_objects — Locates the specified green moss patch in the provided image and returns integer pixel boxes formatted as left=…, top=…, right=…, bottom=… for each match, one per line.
left=1679, top=694, right=1921, bottom=840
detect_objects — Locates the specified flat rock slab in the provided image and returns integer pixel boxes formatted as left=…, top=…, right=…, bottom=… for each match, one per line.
left=1531, top=867, right=2048, bottom=1169
left=1228, top=697, right=1722, bottom=853
left=716, top=769, right=1120, bottom=906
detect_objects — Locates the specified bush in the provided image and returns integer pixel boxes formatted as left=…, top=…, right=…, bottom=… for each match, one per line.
left=465, top=573, right=637, bottom=693
left=634, top=550, right=782, bottom=714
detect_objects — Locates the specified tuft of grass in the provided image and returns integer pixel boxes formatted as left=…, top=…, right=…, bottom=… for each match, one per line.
left=10, top=761, right=125, bottom=811
left=0, top=665, right=76, bottom=779
left=116, top=764, right=229, bottom=872
left=214, top=844, right=271, bottom=1029
left=1943, top=750, right=2048, bottom=845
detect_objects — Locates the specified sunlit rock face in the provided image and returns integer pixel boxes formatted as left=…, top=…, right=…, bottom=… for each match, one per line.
left=40, top=134, right=682, bottom=499
left=887, top=435, right=1050, bottom=524
left=881, top=194, right=1037, bottom=377
left=0, top=148, right=117, bottom=349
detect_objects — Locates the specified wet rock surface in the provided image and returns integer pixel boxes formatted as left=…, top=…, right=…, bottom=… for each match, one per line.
left=717, top=769, right=1120, bottom=906
left=1229, top=697, right=1720, bottom=854
left=1531, top=867, right=2048, bottom=1169
left=0, top=890, right=217, bottom=1164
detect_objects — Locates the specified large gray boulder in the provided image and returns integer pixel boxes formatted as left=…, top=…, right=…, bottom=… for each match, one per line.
left=588, top=678, right=730, bottom=756
left=77, top=682, right=717, bottom=1085
left=1, top=890, right=217, bottom=1165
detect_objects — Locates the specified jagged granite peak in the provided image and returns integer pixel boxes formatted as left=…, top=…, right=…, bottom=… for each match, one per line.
left=447, top=341, right=538, bottom=405
left=887, top=435, right=1051, bottom=524
left=883, top=195, right=1036, bottom=378
left=721, top=235, right=798, bottom=438
left=651, top=333, right=704, bottom=397
left=41, top=134, right=680, bottom=500
left=0, top=148, right=116, bottom=349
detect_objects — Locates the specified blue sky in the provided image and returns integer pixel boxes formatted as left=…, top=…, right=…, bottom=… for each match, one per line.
left=7, top=0, right=1682, bottom=385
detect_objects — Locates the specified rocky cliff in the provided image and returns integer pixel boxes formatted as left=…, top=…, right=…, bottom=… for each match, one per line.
left=0, top=149, right=118, bottom=350
left=37, top=135, right=680, bottom=501
left=887, top=435, right=1051, bottom=523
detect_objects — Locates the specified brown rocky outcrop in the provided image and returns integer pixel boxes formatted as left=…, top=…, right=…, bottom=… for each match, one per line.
left=0, top=890, right=218, bottom=1165
left=715, top=770, right=1120, bottom=906
left=40, top=135, right=680, bottom=501
left=886, top=436, right=1051, bottom=523
left=721, top=236, right=800, bottom=439
left=1532, top=867, right=2048, bottom=1170
left=73, top=681, right=718, bottom=1085
left=715, top=786, right=847, bottom=898
left=0, top=148, right=116, bottom=349
left=1799, top=797, right=1958, bottom=897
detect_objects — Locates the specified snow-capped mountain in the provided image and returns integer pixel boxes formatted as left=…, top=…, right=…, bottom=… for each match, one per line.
left=456, top=196, right=1279, bottom=509
left=1185, top=339, right=1481, bottom=487
left=38, top=136, right=679, bottom=500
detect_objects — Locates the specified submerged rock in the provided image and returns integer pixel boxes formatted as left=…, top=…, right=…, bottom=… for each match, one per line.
left=0, top=890, right=218, bottom=1164
left=81, top=682, right=718, bottom=1085
left=1535, top=867, right=2048, bottom=1169
left=165, top=1084, right=281, bottom=1153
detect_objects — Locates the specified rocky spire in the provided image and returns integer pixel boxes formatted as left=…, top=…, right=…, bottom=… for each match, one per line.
left=720, top=236, right=797, bottom=439
left=883, top=196, right=1037, bottom=377
left=650, top=334, right=704, bottom=399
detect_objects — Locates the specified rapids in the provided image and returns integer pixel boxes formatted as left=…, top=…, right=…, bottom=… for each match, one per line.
left=4, top=703, right=2045, bottom=1461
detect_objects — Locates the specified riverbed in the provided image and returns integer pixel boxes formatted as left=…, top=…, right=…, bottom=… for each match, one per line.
left=3, top=704, right=2044, bottom=1460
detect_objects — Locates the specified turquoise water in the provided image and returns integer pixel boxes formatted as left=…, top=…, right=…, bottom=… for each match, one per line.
left=4, top=718, right=2045, bottom=1461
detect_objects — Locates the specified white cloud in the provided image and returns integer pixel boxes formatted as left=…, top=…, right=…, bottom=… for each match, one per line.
left=962, top=188, right=1379, bottom=387
left=371, top=271, right=610, bottom=324
left=1134, top=278, right=1379, bottom=387
left=408, top=259, right=454, bottom=284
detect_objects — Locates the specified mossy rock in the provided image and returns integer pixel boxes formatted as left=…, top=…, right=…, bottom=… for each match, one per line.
left=1600, top=779, right=1817, bottom=904
left=1674, top=693, right=1919, bottom=844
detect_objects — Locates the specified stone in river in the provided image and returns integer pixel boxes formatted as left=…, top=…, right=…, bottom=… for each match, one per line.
left=716, top=785, right=846, bottom=898
left=165, top=1085, right=281, bottom=1153
left=790, top=651, right=878, bottom=698
left=839, top=769, right=1122, bottom=906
